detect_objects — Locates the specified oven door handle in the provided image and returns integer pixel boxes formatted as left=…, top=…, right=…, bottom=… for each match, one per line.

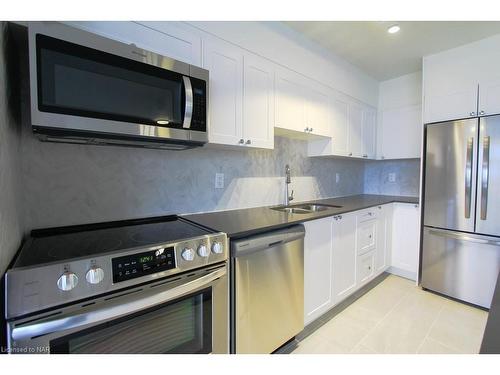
left=11, top=267, right=226, bottom=342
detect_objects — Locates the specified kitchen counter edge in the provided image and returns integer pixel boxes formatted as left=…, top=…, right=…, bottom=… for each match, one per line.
left=183, top=194, right=419, bottom=239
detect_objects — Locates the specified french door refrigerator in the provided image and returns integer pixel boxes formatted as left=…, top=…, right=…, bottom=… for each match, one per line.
left=422, top=115, right=500, bottom=308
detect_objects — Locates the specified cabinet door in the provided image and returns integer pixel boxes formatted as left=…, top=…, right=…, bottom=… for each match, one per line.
left=378, top=104, right=422, bottom=160
left=478, top=77, right=500, bottom=117
left=330, top=95, right=350, bottom=156
left=332, top=213, right=357, bottom=304
left=66, top=21, right=202, bottom=66
left=391, top=203, right=420, bottom=280
left=305, top=84, right=331, bottom=137
left=304, top=217, right=334, bottom=325
left=361, top=106, right=376, bottom=159
left=275, top=69, right=305, bottom=133
left=242, top=53, right=274, bottom=149
left=424, top=85, right=478, bottom=124
left=375, top=204, right=393, bottom=274
left=203, top=37, right=243, bottom=146
left=357, top=219, right=377, bottom=255
left=349, top=102, right=363, bottom=157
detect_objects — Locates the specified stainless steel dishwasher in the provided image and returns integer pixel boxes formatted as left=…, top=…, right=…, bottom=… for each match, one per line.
left=230, top=225, right=305, bottom=354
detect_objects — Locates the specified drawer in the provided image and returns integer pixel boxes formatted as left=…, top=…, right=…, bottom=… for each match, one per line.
left=357, top=250, right=375, bottom=286
left=357, top=207, right=379, bottom=223
left=357, top=219, right=376, bottom=255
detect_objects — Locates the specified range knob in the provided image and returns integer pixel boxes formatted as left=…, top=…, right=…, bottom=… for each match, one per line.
left=86, top=266, right=104, bottom=284
left=212, top=241, right=223, bottom=254
left=182, top=247, right=195, bottom=261
left=57, top=271, right=78, bottom=291
left=198, top=244, right=209, bottom=257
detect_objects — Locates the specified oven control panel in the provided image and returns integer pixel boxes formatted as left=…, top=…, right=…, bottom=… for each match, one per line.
left=112, top=247, right=176, bottom=283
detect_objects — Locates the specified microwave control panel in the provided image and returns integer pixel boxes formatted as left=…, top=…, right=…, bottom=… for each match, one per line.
left=112, top=247, right=176, bottom=283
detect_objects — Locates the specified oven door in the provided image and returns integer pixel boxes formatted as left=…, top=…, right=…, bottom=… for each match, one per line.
left=28, top=22, right=208, bottom=144
left=7, top=264, right=228, bottom=354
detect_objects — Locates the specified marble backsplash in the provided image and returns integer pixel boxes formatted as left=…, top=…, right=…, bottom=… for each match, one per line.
left=21, top=134, right=368, bottom=230
left=364, top=158, right=421, bottom=197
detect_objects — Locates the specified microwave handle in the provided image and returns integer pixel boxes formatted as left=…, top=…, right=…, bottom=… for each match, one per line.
left=11, top=267, right=226, bottom=342
left=182, top=76, right=193, bottom=129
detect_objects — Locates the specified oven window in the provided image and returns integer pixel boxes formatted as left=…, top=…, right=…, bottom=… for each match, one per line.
left=50, top=288, right=212, bottom=354
left=36, top=34, right=185, bottom=128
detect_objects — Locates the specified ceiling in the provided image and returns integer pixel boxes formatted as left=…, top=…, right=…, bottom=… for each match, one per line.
left=284, top=21, right=500, bottom=81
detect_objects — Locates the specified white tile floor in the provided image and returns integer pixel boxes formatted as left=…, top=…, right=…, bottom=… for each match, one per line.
left=292, top=275, right=489, bottom=354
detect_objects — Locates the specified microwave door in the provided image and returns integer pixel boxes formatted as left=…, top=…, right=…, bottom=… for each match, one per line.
left=476, top=115, right=500, bottom=237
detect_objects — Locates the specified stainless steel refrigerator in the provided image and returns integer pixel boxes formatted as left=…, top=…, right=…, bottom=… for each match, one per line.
left=422, top=115, right=500, bottom=308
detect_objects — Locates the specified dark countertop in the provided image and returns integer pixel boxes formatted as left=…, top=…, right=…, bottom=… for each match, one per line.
left=183, top=194, right=419, bottom=239
left=480, top=272, right=500, bottom=353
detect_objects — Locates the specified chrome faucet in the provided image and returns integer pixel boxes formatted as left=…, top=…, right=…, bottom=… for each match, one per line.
left=284, top=164, right=294, bottom=206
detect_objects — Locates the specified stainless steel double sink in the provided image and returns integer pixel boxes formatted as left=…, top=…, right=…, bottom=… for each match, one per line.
left=271, top=203, right=342, bottom=214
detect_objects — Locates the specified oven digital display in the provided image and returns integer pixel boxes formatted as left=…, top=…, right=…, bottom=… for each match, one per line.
left=112, top=247, right=176, bottom=283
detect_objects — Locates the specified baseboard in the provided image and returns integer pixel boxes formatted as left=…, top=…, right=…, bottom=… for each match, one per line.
left=387, top=266, right=416, bottom=281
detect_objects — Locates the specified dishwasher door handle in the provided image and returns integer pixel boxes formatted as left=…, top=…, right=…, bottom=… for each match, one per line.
left=231, top=225, right=305, bottom=257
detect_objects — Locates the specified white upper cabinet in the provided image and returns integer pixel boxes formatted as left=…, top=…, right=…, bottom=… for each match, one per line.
left=361, top=106, right=376, bottom=159
left=304, top=217, right=334, bottom=325
left=424, top=85, right=478, bottom=124
left=378, top=104, right=422, bottom=159
left=275, top=68, right=306, bottom=134
left=478, top=76, right=500, bottom=117
left=275, top=68, right=331, bottom=138
left=348, top=101, right=363, bottom=158
left=203, top=37, right=243, bottom=147
left=329, top=94, right=351, bottom=156
left=66, top=21, right=202, bottom=66
left=305, top=83, right=331, bottom=137
left=424, top=35, right=500, bottom=123
left=242, top=53, right=275, bottom=149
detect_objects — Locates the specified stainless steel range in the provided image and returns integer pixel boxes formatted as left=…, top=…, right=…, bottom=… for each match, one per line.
left=5, top=216, right=229, bottom=354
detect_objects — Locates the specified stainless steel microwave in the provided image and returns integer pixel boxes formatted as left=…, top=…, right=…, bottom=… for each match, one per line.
left=28, top=22, right=209, bottom=150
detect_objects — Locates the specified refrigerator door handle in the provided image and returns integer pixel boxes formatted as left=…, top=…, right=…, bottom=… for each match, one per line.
left=465, top=137, right=474, bottom=219
left=481, top=136, right=491, bottom=220
left=428, top=228, right=500, bottom=246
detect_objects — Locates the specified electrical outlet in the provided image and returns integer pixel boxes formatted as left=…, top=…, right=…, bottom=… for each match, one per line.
left=215, top=173, right=224, bottom=189
left=335, top=173, right=340, bottom=184
left=388, top=173, right=396, bottom=183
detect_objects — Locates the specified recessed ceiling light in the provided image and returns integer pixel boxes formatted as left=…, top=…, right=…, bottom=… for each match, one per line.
left=387, top=25, right=400, bottom=34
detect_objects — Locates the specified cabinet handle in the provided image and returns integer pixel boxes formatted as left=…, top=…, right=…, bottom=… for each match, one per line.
left=310, top=128, right=313, bottom=132
left=238, top=139, right=244, bottom=144
left=246, top=139, right=252, bottom=145
left=349, top=152, right=353, bottom=156
left=480, top=110, right=485, bottom=116
left=363, top=154, right=368, bottom=158
left=338, top=215, right=342, bottom=220
left=470, top=111, right=476, bottom=116
left=381, top=155, right=385, bottom=159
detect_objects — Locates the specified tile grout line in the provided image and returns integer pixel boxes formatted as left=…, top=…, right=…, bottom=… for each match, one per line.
left=349, top=283, right=416, bottom=353
left=414, top=303, right=446, bottom=354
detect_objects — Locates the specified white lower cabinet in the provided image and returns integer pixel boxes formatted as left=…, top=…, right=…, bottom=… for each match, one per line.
left=332, top=212, right=357, bottom=304
left=356, top=250, right=376, bottom=287
left=304, top=217, right=334, bottom=325
left=391, top=203, right=420, bottom=280
left=304, top=203, right=407, bottom=325
left=375, top=204, right=393, bottom=273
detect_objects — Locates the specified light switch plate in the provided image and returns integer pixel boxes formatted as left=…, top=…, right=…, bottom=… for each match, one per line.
left=215, top=173, right=224, bottom=189
left=388, top=173, right=396, bottom=183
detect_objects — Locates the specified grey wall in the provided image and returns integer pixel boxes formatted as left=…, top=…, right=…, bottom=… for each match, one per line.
left=0, top=23, right=23, bottom=274
left=364, top=158, right=421, bottom=197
